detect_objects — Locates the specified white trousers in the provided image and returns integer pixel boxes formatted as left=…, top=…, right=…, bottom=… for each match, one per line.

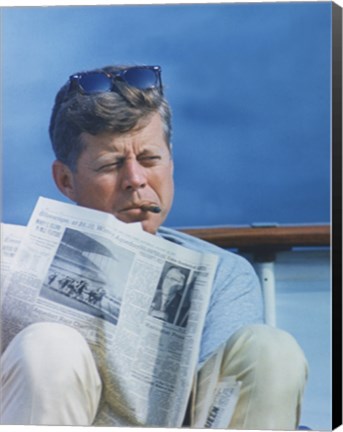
left=204, top=324, right=308, bottom=430
left=0, top=322, right=308, bottom=428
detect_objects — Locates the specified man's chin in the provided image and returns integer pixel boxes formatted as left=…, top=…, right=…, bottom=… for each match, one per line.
left=140, top=221, right=158, bottom=235
left=114, top=213, right=158, bottom=235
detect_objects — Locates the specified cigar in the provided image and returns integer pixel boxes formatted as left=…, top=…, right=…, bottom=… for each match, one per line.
left=141, top=205, right=162, bottom=214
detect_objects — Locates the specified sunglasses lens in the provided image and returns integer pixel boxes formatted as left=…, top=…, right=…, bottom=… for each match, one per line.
left=78, top=72, right=112, bottom=93
left=123, top=67, right=159, bottom=89
left=70, top=67, right=162, bottom=95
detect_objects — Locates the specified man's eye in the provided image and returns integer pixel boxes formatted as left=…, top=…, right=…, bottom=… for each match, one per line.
left=139, top=155, right=161, bottom=165
left=96, top=160, right=123, bottom=171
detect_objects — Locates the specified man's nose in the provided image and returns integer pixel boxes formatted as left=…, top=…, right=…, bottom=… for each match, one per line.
left=121, top=159, right=147, bottom=191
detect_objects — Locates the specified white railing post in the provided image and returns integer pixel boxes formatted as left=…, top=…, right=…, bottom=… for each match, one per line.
left=255, top=260, right=277, bottom=327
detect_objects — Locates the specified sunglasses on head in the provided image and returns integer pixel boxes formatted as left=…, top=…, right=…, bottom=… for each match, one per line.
left=68, top=65, right=162, bottom=95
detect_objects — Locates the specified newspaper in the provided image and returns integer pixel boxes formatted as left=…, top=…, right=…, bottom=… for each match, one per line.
left=1, top=197, right=240, bottom=427
left=1, top=223, right=26, bottom=293
left=192, top=345, right=242, bottom=428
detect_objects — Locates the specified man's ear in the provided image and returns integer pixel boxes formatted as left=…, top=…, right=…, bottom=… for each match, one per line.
left=52, top=160, right=77, bottom=202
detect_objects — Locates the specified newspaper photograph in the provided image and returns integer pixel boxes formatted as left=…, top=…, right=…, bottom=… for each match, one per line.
left=1, top=197, right=220, bottom=427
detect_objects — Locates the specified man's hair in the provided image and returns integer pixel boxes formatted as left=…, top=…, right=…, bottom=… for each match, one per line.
left=49, top=65, right=172, bottom=171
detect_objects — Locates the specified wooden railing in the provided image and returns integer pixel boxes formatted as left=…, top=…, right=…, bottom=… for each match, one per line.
left=179, top=224, right=330, bottom=251
left=179, top=224, right=330, bottom=326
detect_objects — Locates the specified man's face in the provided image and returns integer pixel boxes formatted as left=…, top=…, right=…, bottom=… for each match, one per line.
left=54, top=113, right=174, bottom=234
left=161, top=268, right=186, bottom=298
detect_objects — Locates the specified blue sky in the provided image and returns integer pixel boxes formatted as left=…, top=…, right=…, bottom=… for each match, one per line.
left=2, top=2, right=332, bottom=228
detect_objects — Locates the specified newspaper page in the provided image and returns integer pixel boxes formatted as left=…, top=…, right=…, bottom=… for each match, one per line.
left=1, top=197, right=219, bottom=427
left=1, top=224, right=26, bottom=295
left=192, top=344, right=241, bottom=428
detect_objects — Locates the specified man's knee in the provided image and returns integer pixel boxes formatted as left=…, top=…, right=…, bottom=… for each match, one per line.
left=2, top=322, right=101, bottom=390
left=1, top=323, right=102, bottom=425
left=219, top=326, right=308, bottom=429
left=221, top=324, right=308, bottom=388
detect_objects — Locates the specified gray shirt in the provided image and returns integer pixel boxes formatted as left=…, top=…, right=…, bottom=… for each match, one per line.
left=157, top=226, right=264, bottom=367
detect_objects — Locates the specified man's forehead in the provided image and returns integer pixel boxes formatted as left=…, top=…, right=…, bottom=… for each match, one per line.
left=166, top=269, right=186, bottom=279
left=79, top=135, right=168, bottom=157
left=79, top=114, right=168, bottom=153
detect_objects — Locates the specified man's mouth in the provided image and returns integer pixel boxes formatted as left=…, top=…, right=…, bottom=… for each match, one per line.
left=141, top=204, right=161, bottom=213
left=120, top=202, right=161, bottom=214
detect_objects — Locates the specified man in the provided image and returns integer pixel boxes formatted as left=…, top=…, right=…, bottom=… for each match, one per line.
left=150, top=265, right=190, bottom=326
left=1, top=64, right=308, bottom=428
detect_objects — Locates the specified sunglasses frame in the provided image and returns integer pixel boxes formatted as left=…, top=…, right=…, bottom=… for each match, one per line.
left=68, top=65, right=163, bottom=95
